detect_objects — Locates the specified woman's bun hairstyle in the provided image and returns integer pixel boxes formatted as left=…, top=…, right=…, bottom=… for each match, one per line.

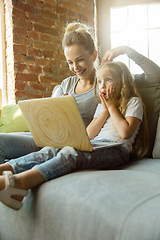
left=62, top=22, right=96, bottom=54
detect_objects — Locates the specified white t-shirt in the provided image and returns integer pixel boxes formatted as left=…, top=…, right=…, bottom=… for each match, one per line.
left=93, top=97, right=143, bottom=152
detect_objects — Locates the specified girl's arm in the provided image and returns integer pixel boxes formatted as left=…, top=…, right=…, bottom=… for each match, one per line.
left=87, top=90, right=110, bottom=139
left=103, top=87, right=141, bottom=139
left=86, top=109, right=109, bottom=140
left=108, top=106, right=140, bottom=139
left=87, top=100, right=140, bottom=140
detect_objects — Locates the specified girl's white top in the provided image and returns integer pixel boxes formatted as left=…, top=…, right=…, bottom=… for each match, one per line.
left=93, top=97, right=143, bottom=152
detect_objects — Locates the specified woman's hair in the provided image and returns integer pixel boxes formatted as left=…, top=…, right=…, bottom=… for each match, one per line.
left=94, top=61, right=149, bottom=158
left=62, top=22, right=96, bottom=54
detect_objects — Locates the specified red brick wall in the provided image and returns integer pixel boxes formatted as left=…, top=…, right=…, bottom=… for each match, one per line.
left=4, top=0, right=94, bottom=104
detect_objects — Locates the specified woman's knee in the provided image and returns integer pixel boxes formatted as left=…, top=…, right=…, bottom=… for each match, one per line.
left=0, top=133, right=39, bottom=161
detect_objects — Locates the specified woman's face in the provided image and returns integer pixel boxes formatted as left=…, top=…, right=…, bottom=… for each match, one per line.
left=64, top=44, right=97, bottom=81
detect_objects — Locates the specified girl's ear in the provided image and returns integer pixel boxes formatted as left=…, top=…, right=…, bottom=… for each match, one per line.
left=93, top=50, right=98, bottom=62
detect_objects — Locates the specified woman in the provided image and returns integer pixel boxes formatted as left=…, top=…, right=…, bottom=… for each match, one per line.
left=0, top=22, right=98, bottom=163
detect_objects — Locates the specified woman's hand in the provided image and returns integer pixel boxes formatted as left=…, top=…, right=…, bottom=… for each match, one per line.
left=101, top=46, right=131, bottom=63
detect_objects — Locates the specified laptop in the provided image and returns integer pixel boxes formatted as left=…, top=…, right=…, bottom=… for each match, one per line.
left=18, top=95, right=122, bottom=152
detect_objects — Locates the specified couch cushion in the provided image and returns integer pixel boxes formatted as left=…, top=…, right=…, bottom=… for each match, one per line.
left=119, top=157, right=160, bottom=174
left=152, top=112, right=160, bottom=158
left=0, top=104, right=29, bottom=133
left=0, top=170, right=160, bottom=240
left=134, top=74, right=160, bottom=157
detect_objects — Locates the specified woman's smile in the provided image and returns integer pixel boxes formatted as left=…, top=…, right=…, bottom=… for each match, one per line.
left=75, top=69, right=86, bottom=76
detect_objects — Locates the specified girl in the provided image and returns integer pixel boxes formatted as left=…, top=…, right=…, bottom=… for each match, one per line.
left=91, top=61, right=148, bottom=158
left=0, top=61, right=149, bottom=210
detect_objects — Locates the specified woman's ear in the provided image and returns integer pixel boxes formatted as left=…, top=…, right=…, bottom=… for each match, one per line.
left=93, top=50, right=98, bottom=61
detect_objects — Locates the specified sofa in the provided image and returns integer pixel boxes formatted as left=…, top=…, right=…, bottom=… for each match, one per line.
left=0, top=71, right=160, bottom=240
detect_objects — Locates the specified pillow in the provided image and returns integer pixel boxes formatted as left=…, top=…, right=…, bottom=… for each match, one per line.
left=153, top=113, right=160, bottom=158
left=0, top=104, right=30, bottom=133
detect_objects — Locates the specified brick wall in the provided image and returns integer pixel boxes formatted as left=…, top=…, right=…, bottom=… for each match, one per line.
left=4, top=0, right=94, bottom=104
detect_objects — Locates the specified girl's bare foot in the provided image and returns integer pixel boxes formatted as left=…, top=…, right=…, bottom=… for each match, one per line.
left=0, top=175, right=5, bottom=190
left=0, top=163, right=14, bottom=175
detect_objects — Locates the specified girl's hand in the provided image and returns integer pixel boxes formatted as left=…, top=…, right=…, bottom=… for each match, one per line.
left=106, top=86, right=120, bottom=110
left=99, top=86, right=120, bottom=111
left=99, top=90, right=108, bottom=111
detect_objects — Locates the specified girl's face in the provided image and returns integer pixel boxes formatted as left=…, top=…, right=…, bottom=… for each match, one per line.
left=64, top=44, right=97, bottom=81
left=96, top=67, right=122, bottom=99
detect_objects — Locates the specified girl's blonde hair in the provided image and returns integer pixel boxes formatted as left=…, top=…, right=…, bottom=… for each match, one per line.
left=94, top=61, right=149, bottom=158
left=62, top=22, right=96, bottom=54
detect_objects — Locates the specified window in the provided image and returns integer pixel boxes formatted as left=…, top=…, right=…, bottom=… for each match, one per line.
left=110, top=3, right=160, bottom=73
left=0, top=0, right=6, bottom=107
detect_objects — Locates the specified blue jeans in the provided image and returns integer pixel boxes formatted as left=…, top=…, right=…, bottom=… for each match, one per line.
left=0, top=132, right=41, bottom=164
left=8, top=145, right=130, bottom=181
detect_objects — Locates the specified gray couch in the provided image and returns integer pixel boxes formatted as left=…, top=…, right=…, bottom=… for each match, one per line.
left=0, top=72, right=160, bottom=240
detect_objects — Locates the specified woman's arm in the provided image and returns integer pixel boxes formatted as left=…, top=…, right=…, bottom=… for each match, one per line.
left=51, top=76, right=77, bottom=97
left=51, top=85, right=61, bottom=97
left=102, top=46, right=160, bottom=82
left=102, top=46, right=131, bottom=62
